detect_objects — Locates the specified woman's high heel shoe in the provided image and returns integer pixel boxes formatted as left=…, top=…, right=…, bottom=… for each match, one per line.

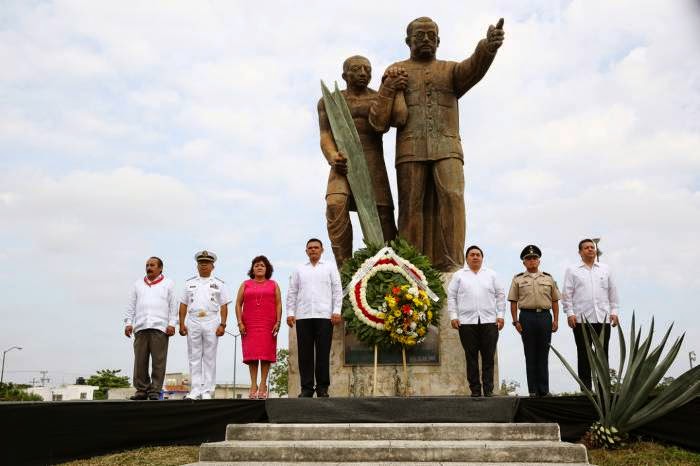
left=248, top=386, right=258, bottom=399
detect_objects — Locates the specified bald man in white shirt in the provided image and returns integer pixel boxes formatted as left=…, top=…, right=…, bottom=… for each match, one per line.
left=562, top=238, right=620, bottom=390
left=286, top=238, right=343, bottom=397
left=124, top=256, right=177, bottom=400
left=448, top=245, right=506, bottom=397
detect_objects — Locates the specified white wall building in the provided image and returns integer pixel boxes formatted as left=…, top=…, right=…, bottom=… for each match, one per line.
left=28, top=384, right=99, bottom=401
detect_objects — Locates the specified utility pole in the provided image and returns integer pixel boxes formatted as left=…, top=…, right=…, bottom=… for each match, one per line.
left=39, top=370, right=51, bottom=387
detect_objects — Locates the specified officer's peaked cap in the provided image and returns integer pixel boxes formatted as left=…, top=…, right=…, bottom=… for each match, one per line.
left=195, top=250, right=217, bottom=263
left=520, top=245, right=542, bottom=260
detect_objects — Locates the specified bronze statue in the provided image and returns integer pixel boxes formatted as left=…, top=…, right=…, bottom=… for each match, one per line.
left=318, top=56, right=397, bottom=267
left=370, top=17, right=505, bottom=271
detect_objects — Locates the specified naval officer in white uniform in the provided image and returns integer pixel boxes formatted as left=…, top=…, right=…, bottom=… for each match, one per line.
left=178, top=250, right=231, bottom=399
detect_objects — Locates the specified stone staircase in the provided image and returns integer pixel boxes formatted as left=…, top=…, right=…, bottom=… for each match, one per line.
left=184, top=422, right=591, bottom=465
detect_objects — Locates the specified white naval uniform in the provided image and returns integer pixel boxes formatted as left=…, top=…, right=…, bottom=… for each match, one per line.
left=180, top=275, right=231, bottom=397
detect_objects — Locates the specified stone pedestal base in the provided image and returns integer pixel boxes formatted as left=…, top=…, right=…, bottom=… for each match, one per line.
left=287, top=272, right=499, bottom=397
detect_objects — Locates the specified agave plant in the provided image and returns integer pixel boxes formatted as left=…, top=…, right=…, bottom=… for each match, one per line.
left=551, top=313, right=700, bottom=449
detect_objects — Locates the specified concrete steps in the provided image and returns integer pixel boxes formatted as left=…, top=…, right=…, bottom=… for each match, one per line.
left=186, top=423, right=590, bottom=465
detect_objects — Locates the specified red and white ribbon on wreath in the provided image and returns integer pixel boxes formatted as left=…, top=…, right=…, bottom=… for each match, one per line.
left=344, top=247, right=438, bottom=329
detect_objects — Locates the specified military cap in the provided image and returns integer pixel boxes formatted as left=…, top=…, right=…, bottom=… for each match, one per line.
left=194, top=250, right=217, bottom=263
left=520, top=244, right=542, bottom=260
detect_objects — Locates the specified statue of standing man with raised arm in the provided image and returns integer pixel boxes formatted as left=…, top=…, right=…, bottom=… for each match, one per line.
left=370, top=17, right=505, bottom=272
left=318, top=55, right=398, bottom=267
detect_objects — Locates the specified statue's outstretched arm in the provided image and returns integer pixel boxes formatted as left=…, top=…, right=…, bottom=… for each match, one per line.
left=454, top=18, right=504, bottom=97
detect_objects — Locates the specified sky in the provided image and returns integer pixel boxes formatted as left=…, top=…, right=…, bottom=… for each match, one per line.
left=1, top=0, right=699, bottom=395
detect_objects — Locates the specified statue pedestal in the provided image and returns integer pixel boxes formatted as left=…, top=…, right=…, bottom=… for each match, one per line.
left=287, top=272, right=499, bottom=397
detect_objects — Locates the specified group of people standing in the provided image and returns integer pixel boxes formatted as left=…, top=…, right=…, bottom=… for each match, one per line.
left=448, top=239, right=619, bottom=397
left=124, top=236, right=619, bottom=400
left=125, top=250, right=282, bottom=400
left=124, top=239, right=341, bottom=400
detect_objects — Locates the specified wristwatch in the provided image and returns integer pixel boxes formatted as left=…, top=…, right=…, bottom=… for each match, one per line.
left=512, top=321, right=519, bottom=326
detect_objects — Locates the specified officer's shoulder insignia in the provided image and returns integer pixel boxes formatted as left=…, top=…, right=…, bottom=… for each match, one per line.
left=542, top=272, right=552, bottom=276
left=186, top=276, right=197, bottom=281
left=515, top=272, right=524, bottom=277
left=214, top=276, right=225, bottom=284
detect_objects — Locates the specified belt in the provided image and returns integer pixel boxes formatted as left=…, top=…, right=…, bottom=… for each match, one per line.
left=520, top=308, right=551, bottom=313
left=189, top=310, right=219, bottom=318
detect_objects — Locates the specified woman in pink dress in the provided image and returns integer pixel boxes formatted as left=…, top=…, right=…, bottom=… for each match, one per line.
left=234, top=255, right=282, bottom=399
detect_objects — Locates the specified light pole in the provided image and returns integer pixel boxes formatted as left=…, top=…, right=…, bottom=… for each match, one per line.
left=592, top=237, right=602, bottom=263
left=1, top=346, right=23, bottom=384
left=225, top=330, right=240, bottom=399
left=690, top=351, right=697, bottom=370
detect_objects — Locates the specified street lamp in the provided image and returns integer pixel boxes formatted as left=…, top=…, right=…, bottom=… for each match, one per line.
left=592, top=237, right=602, bottom=263
left=225, top=330, right=240, bottom=399
left=1, top=346, right=23, bottom=384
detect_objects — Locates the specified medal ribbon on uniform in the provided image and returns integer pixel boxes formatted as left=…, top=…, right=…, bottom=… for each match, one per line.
left=144, top=274, right=165, bottom=287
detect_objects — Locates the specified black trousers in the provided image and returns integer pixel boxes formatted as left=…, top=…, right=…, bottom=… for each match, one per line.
left=133, top=329, right=169, bottom=396
left=573, top=322, right=611, bottom=390
left=458, top=321, right=499, bottom=395
left=520, top=311, right=552, bottom=396
left=296, top=318, right=333, bottom=393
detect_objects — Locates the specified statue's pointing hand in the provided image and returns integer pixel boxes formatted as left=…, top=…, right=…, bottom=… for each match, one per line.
left=486, top=18, right=505, bottom=53
left=332, top=151, right=348, bottom=175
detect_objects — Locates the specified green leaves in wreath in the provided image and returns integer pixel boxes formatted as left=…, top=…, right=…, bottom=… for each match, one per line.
left=340, top=237, right=445, bottom=349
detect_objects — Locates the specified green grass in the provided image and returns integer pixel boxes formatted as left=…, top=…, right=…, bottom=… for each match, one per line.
left=56, top=441, right=700, bottom=466
left=589, top=441, right=700, bottom=466
left=57, top=446, right=199, bottom=466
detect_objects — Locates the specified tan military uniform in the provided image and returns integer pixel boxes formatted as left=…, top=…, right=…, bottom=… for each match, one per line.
left=508, top=272, right=561, bottom=310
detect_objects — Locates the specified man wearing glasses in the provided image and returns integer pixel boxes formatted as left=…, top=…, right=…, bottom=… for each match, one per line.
left=370, top=16, right=505, bottom=272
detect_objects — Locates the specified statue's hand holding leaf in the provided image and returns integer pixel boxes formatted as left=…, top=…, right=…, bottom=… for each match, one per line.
left=486, top=18, right=505, bottom=53
left=332, top=151, right=348, bottom=175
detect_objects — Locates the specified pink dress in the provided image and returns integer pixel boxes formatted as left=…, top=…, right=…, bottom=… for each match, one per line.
left=241, top=279, right=278, bottom=363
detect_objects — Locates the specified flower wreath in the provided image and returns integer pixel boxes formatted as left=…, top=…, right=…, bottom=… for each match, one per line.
left=340, top=237, right=445, bottom=349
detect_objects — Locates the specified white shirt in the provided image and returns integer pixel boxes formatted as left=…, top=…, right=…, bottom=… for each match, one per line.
left=447, top=267, right=506, bottom=324
left=125, top=275, right=177, bottom=333
left=562, top=261, right=619, bottom=323
left=180, top=276, right=232, bottom=314
left=286, top=259, right=342, bottom=319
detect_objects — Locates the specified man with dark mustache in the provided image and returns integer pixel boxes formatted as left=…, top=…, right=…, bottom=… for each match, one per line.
left=124, top=256, right=177, bottom=400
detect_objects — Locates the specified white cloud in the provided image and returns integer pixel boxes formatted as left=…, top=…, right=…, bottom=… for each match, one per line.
left=0, top=0, right=698, bottom=392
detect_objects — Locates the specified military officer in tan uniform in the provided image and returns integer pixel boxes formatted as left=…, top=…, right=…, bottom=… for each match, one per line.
left=508, top=245, right=560, bottom=397
left=318, top=55, right=397, bottom=267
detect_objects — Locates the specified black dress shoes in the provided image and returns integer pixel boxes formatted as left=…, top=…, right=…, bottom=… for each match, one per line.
left=129, top=393, right=147, bottom=400
left=147, top=393, right=160, bottom=400
left=298, top=390, right=314, bottom=398
left=316, top=389, right=329, bottom=398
